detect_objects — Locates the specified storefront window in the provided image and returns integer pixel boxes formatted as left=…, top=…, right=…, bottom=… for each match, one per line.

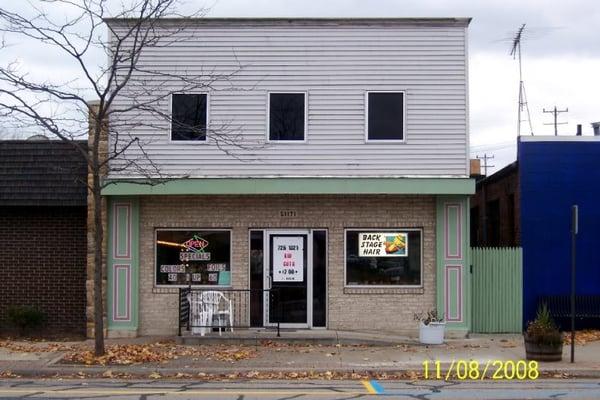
left=155, top=230, right=231, bottom=286
left=345, top=229, right=422, bottom=286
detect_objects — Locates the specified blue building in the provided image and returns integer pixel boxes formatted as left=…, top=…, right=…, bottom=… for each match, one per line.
left=471, top=135, right=600, bottom=328
left=519, top=136, right=600, bottom=326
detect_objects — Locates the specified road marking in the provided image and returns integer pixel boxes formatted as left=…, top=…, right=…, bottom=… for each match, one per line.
left=361, top=380, right=384, bottom=394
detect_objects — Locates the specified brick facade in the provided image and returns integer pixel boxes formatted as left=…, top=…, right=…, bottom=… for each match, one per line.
left=0, top=206, right=87, bottom=335
left=137, top=194, right=436, bottom=335
left=470, top=163, right=520, bottom=247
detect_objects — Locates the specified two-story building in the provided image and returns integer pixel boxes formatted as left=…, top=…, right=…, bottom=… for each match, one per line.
left=100, top=18, right=474, bottom=338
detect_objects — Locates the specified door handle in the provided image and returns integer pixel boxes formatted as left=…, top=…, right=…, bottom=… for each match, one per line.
left=267, top=275, right=272, bottom=290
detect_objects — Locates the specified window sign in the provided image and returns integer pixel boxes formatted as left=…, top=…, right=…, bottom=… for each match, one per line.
left=358, top=232, right=408, bottom=257
left=156, top=230, right=230, bottom=286
left=272, top=236, right=304, bottom=282
left=346, top=229, right=422, bottom=286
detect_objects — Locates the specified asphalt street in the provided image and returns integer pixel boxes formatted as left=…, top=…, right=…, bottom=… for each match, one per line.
left=0, top=378, right=599, bottom=399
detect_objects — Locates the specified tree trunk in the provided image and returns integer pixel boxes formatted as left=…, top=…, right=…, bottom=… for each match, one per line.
left=91, top=112, right=105, bottom=356
left=93, top=172, right=105, bottom=356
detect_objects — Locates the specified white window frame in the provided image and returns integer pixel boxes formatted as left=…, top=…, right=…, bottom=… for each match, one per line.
left=364, top=90, right=406, bottom=143
left=266, top=91, right=308, bottom=143
left=154, top=228, right=232, bottom=288
left=343, top=228, right=423, bottom=288
left=168, top=92, right=210, bottom=144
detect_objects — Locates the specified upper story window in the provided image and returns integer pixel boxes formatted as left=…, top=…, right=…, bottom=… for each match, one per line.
left=268, top=92, right=306, bottom=141
left=366, top=91, right=405, bottom=141
left=171, top=94, right=207, bottom=141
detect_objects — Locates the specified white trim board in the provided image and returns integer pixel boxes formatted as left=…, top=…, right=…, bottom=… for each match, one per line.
left=519, top=136, right=600, bottom=142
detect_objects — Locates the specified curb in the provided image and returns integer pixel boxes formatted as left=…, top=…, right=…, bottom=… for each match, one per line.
left=5, top=363, right=600, bottom=380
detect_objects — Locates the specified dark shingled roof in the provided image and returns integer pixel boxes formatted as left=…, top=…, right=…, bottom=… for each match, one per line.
left=0, top=140, right=88, bottom=206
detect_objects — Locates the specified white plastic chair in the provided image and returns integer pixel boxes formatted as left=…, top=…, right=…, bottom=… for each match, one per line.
left=187, top=292, right=210, bottom=336
left=188, top=291, right=233, bottom=336
left=200, top=291, right=234, bottom=336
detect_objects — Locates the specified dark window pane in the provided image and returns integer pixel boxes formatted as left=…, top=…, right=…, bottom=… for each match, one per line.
left=368, top=92, right=404, bottom=140
left=269, top=93, right=305, bottom=141
left=312, top=230, right=327, bottom=327
left=345, top=230, right=421, bottom=286
left=250, top=230, right=264, bottom=327
left=171, top=94, right=207, bottom=141
left=156, top=230, right=230, bottom=285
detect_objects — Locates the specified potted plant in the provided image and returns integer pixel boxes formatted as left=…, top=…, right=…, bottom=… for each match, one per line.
left=524, top=303, right=563, bottom=361
left=414, top=309, right=445, bottom=345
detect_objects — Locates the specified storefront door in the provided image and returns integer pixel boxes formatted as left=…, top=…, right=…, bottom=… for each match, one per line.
left=264, top=230, right=311, bottom=328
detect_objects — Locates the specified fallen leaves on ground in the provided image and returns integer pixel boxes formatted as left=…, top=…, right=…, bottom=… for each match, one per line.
left=463, top=343, right=485, bottom=348
left=161, top=370, right=425, bottom=381
left=563, top=330, right=600, bottom=345
left=63, top=342, right=257, bottom=366
left=0, top=370, right=21, bottom=378
left=0, top=340, right=78, bottom=353
left=546, top=371, right=572, bottom=379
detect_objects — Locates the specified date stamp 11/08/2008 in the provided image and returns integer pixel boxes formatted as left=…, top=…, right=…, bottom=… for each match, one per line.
left=422, top=360, right=540, bottom=381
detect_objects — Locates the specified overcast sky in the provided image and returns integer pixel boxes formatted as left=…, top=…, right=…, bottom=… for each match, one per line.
left=3, top=0, right=600, bottom=174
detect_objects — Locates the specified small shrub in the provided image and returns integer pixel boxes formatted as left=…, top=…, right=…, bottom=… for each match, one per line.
left=525, top=303, right=563, bottom=346
left=414, top=309, right=444, bottom=326
left=6, top=306, right=46, bottom=336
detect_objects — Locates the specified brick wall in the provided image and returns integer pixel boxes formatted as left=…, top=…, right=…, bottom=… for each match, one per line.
left=0, top=206, right=87, bottom=335
left=471, top=167, right=520, bottom=247
left=137, top=195, right=436, bottom=335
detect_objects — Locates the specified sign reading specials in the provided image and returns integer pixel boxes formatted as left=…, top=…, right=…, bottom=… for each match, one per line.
left=358, top=232, right=408, bottom=257
left=155, top=230, right=231, bottom=286
left=272, top=236, right=304, bottom=282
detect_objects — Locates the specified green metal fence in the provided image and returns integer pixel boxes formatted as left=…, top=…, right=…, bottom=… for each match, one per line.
left=471, top=247, right=523, bottom=333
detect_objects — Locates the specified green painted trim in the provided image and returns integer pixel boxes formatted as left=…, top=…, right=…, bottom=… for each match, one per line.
left=447, top=206, right=459, bottom=256
left=107, top=197, right=140, bottom=332
left=116, top=267, right=128, bottom=317
left=448, top=268, right=459, bottom=318
left=436, top=195, right=471, bottom=332
left=116, top=208, right=129, bottom=256
left=101, top=178, right=475, bottom=196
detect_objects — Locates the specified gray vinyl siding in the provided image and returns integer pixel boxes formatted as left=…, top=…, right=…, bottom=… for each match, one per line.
left=107, top=20, right=469, bottom=178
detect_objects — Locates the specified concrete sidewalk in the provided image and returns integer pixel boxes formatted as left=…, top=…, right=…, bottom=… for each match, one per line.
left=1, top=333, right=599, bottom=379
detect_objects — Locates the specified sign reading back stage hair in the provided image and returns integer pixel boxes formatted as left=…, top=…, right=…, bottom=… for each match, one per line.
left=359, top=232, right=408, bottom=257
left=272, top=236, right=304, bottom=282
left=155, top=230, right=231, bottom=286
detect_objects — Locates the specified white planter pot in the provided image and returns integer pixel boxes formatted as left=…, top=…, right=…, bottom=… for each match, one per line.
left=419, top=321, right=446, bottom=344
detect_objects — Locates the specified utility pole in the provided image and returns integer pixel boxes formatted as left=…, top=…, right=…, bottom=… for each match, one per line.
left=543, top=106, right=568, bottom=136
left=571, top=205, right=578, bottom=363
left=476, top=153, right=495, bottom=176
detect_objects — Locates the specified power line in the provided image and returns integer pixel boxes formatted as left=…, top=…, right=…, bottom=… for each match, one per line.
left=470, top=142, right=515, bottom=152
left=476, top=153, right=495, bottom=176
left=543, top=106, right=569, bottom=136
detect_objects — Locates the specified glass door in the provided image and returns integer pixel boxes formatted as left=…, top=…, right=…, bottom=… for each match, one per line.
left=264, top=230, right=311, bottom=328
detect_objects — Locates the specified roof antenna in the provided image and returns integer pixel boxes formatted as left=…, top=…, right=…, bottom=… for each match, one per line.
left=510, top=24, right=534, bottom=136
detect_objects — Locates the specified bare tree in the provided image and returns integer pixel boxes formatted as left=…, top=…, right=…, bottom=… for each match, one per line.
left=0, top=0, right=249, bottom=356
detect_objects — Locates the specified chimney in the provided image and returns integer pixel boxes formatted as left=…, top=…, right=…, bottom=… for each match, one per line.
left=470, top=158, right=481, bottom=176
left=576, top=124, right=582, bottom=136
left=592, top=122, right=600, bottom=136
